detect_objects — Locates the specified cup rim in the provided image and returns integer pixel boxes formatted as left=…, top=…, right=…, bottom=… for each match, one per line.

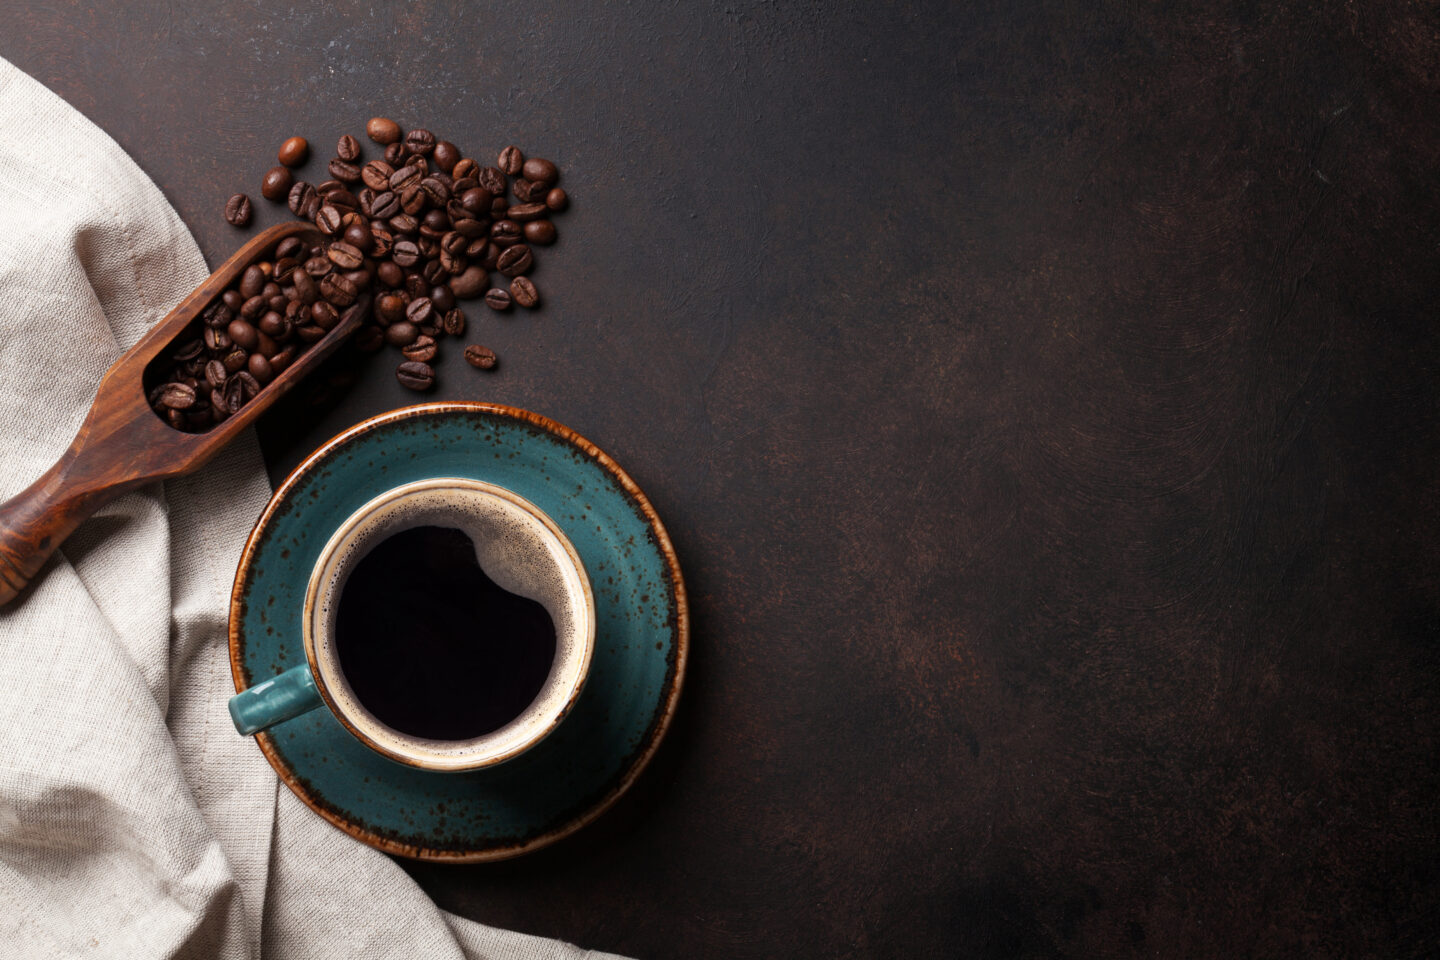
left=301, top=476, right=596, bottom=772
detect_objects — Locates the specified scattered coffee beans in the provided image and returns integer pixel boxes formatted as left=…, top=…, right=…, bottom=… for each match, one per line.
left=170, top=124, right=566, bottom=428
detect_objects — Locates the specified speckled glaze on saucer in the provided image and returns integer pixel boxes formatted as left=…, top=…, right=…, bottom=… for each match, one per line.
left=229, top=403, right=688, bottom=861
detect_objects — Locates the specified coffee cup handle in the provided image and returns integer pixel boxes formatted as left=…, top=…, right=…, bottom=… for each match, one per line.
left=228, top=664, right=323, bottom=736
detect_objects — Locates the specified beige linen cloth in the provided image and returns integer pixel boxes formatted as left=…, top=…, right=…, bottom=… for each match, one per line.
left=0, top=60, right=628, bottom=960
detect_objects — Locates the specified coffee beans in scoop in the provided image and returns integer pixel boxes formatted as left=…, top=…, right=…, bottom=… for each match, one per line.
left=173, top=121, right=570, bottom=428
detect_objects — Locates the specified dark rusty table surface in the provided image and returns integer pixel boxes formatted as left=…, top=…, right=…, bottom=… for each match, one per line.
left=5, top=2, right=1438, bottom=956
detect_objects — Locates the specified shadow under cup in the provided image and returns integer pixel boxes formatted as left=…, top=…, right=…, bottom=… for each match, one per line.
left=231, top=477, right=595, bottom=772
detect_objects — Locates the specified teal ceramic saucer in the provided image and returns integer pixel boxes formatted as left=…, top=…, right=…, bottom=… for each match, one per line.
left=229, top=403, right=688, bottom=861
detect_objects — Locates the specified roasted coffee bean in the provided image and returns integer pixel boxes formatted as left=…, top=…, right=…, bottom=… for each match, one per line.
left=402, top=335, right=437, bottom=362
left=384, top=141, right=405, bottom=166
left=465, top=237, right=491, bottom=259
left=224, top=193, right=253, bottom=226
left=261, top=166, right=293, bottom=201
left=247, top=353, right=274, bottom=384
left=259, top=311, right=289, bottom=339
left=222, top=346, right=250, bottom=373
left=491, top=197, right=509, bottom=219
left=336, top=133, right=362, bottom=162
left=367, top=117, right=401, bottom=144
left=273, top=257, right=299, bottom=283
left=545, top=187, right=568, bottom=211
left=385, top=321, right=419, bottom=347
left=343, top=266, right=372, bottom=291
left=326, top=188, right=359, bottom=212
left=447, top=264, right=487, bottom=299
left=317, top=179, right=344, bottom=196
left=389, top=165, right=423, bottom=191
left=498, top=145, right=523, bottom=176
left=464, top=344, right=498, bottom=369
left=391, top=239, right=421, bottom=267
left=343, top=221, right=373, bottom=252
left=490, top=219, right=521, bottom=246
left=328, top=158, right=362, bottom=183
left=376, top=261, right=404, bottom=289
left=453, top=217, right=486, bottom=240
left=205, top=359, right=229, bottom=389
left=375, top=292, right=407, bottom=324
left=296, top=323, right=327, bottom=343
left=405, top=272, right=429, bottom=298
left=484, top=288, right=512, bottom=311
left=293, top=270, right=319, bottom=303
left=432, top=141, right=461, bottom=172
left=370, top=224, right=394, bottom=257
left=437, top=248, right=463, bottom=275
left=203, top=325, right=232, bottom=352
left=400, top=183, right=428, bottom=215
left=395, top=360, right=435, bottom=390
left=404, top=128, right=436, bottom=156
left=459, top=187, right=491, bottom=214
left=278, top=136, right=309, bottom=166
left=158, top=381, right=197, bottom=409
left=522, top=157, right=558, bottom=185
left=421, top=208, right=450, bottom=235
left=304, top=255, right=333, bottom=278
left=437, top=308, right=464, bottom=336
left=511, top=178, right=545, bottom=203
left=430, top=285, right=457, bottom=313
left=314, top=204, right=343, bottom=235
left=326, top=241, right=364, bottom=270
left=354, top=325, right=385, bottom=352
left=388, top=213, right=418, bottom=235
left=321, top=272, right=359, bottom=306
left=509, top=202, right=547, bottom=222
left=362, top=160, right=393, bottom=191
left=479, top=243, right=500, bottom=271
left=524, top=219, right=557, bottom=245
left=270, top=345, right=297, bottom=374
left=233, top=371, right=262, bottom=401
left=420, top=260, right=446, bottom=285
left=228, top=319, right=259, bottom=350
left=497, top=244, right=533, bottom=277
left=370, top=190, right=400, bottom=219
left=477, top=165, right=505, bottom=196
left=311, top=301, right=340, bottom=329
left=420, top=176, right=450, bottom=206
left=239, top=265, right=265, bottom=298
left=405, top=296, right=434, bottom=326
left=172, top=339, right=204, bottom=363
left=510, top=276, right=539, bottom=308
left=287, top=180, right=317, bottom=216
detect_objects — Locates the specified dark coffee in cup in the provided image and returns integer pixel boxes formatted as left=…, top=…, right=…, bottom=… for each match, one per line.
left=335, top=525, right=557, bottom=740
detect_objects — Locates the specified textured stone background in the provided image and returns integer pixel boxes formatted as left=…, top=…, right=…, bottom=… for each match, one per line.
left=2, top=1, right=1437, bottom=956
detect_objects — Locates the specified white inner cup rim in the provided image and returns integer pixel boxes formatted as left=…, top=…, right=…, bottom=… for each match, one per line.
left=303, top=478, right=595, bottom=771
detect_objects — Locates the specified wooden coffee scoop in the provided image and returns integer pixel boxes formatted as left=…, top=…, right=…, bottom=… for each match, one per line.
left=0, top=221, right=361, bottom=607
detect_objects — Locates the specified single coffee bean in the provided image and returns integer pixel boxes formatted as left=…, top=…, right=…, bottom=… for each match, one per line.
left=367, top=117, right=401, bottom=144
left=159, top=382, right=197, bottom=409
left=430, top=284, right=457, bottom=312
left=522, top=157, right=558, bottom=185
left=296, top=323, right=327, bottom=343
left=545, top=187, right=568, bottom=211
left=336, top=134, right=362, bottom=162
left=228, top=319, right=259, bottom=350
left=438, top=248, right=465, bottom=275
left=326, top=188, right=359, bottom=212
left=490, top=219, right=521, bottom=246
left=204, top=359, right=229, bottom=389
left=452, top=215, right=486, bottom=239
left=524, top=220, right=557, bottom=245
left=389, top=213, right=419, bottom=235
left=484, top=288, right=512, bottom=311
left=287, top=181, right=317, bottom=216
left=370, top=190, right=400, bottom=219
left=247, top=353, right=274, bottom=384
left=258, top=311, right=289, bottom=338
left=203, top=325, right=232, bottom=352
left=315, top=205, right=343, bottom=235
left=343, top=221, right=373, bottom=252
left=476, top=166, right=505, bottom=197
left=508, top=201, right=547, bottom=222
left=391, top=239, right=421, bottom=267
left=511, top=178, right=545, bottom=203
left=328, top=158, right=362, bottom=183
left=389, top=165, right=423, bottom=191
left=278, top=136, right=309, bottom=166
left=354, top=325, right=385, bottom=353
left=293, top=270, right=319, bottom=303
left=420, top=176, right=451, bottom=206
left=510, top=276, right=539, bottom=308
left=376, top=261, right=404, bottom=289
left=370, top=224, right=394, bottom=257
left=421, top=260, right=447, bottom=285
left=460, top=187, right=491, bottom=215
left=479, top=243, right=500, bottom=271
left=441, top=307, right=466, bottom=335
left=404, top=128, right=436, bottom=156
left=239, top=265, right=266, bottom=298
left=449, top=264, right=488, bottom=299
left=316, top=179, right=344, bottom=195
left=405, top=272, right=429, bottom=298
left=222, top=346, right=250, bottom=374
left=304, top=255, right=333, bottom=278
left=405, top=296, right=434, bottom=326
left=384, top=141, right=405, bottom=165
left=362, top=160, right=393, bottom=191
left=311, top=301, right=340, bottom=329
left=261, top=166, right=293, bottom=201
left=395, top=360, right=435, bottom=390
left=497, top=244, right=534, bottom=277
left=421, top=208, right=450, bottom=234
left=498, top=145, right=523, bottom=175
left=273, top=257, right=299, bottom=283
left=326, top=241, right=364, bottom=270
left=465, top=237, right=491, bottom=259
left=490, top=197, right=509, bottom=219
left=452, top=157, right=480, bottom=180
left=400, top=183, right=428, bottom=215
left=224, top=193, right=253, bottom=226
left=464, top=344, right=498, bottom=369
left=402, top=335, right=437, bottom=362
left=234, top=371, right=262, bottom=401
left=385, top=321, right=419, bottom=347
left=270, top=345, right=297, bottom=374
left=321, top=272, right=359, bottom=306
left=432, top=141, right=461, bottom=172
left=375, top=292, right=407, bottom=324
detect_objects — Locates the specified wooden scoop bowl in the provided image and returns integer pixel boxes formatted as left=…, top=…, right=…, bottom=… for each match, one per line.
left=0, top=221, right=362, bottom=607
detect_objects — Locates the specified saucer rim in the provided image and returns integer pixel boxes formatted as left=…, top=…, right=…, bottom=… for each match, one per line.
left=228, top=401, right=689, bottom=862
